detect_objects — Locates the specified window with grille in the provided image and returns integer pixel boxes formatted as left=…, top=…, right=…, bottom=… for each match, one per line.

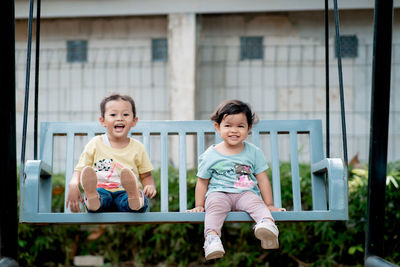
left=152, top=38, right=168, bottom=62
left=66, top=40, right=88, bottom=63
left=240, top=37, right=263, bottom=60
left=336, top=35, right=358, bottom=58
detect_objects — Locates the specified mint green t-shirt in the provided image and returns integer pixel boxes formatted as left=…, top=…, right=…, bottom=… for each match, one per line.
left=197, top=141, right=269, bottom=197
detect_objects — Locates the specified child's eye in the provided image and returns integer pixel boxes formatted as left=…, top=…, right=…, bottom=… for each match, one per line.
left=123, top=113, right=130, bottom=117
left=109, top=114, right=116, bottom=117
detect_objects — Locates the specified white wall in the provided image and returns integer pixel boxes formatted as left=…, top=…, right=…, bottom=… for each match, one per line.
left=15, top=16, right=170, bottom=170
left=15, top=10, right=400, bottom=171
left=16, top=16, right=169, bottom=121
left=196, top=10, right=400, bottom=163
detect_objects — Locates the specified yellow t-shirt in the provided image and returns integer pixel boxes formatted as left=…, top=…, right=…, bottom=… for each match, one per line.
left=75, top=136, right=153, bottom=191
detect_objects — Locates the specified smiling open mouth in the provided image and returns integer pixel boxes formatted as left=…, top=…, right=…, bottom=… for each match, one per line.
left=114, top=125, right=125, bottom=130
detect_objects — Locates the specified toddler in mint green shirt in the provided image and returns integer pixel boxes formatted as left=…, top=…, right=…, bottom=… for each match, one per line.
left=187, top=99, right=285, bottom=261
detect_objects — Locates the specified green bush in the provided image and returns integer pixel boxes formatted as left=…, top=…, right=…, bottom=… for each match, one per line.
left=18, top=162, right=400, bottom=266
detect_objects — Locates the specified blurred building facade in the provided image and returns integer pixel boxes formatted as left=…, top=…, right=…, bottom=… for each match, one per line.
left=15, top=1, right=400, bottom=169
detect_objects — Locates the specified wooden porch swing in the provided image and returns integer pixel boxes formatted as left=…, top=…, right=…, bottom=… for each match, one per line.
left=19, top=0, right=348, bottom=224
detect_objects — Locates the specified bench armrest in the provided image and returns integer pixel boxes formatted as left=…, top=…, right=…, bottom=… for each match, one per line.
left=20, top=160, right=52, bottom=221
left=311, top=158, right=347, bottom=217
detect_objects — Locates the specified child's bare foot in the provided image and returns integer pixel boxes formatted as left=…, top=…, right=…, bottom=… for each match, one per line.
left=81, top=167, right=100, bottom=211
left=120, top=168, right=144, bottom=210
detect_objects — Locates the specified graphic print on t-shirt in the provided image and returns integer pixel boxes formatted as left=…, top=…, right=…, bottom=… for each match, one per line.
left=94, top=158, right=124, bottom=189
left=233, top=164, right=255, bottom=189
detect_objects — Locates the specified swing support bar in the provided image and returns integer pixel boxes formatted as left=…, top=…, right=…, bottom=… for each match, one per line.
left=364, top=0, right=398, bottom=266
left=1, top=0, right=18, bottom=264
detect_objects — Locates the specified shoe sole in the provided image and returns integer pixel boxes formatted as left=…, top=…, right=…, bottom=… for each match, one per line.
left=205, top=243, right=225, bottom=261
left=255, top=227, right=279, bottom=249
left=120, top=168, right=143, bottom=210
left=81, top=167, right=100, bottom=211
left=205, top=250, right=225, bottom=261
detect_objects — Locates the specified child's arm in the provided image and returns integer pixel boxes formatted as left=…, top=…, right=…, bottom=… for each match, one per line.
left=187, top=178, right=209, bottom=212
left=140, top=171, right=157, bottom=199
left=66, top=170, right=83, bottom=213
left=256, top=171, right=286, bottom=212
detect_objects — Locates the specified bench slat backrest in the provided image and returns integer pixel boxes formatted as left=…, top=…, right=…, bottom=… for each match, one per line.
left=40, top=120, right=325, bottom=214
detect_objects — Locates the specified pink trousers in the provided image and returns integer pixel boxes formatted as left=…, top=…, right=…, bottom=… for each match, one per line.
left=204, top=191, right=273, bottom=237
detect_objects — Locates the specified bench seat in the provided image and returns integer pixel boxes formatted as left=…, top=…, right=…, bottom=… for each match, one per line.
left=20, top=120, right=347, bottom=224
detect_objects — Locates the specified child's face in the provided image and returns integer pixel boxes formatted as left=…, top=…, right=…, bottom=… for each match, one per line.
left=215, top=112, right=251, bottom=149
left=99, top=99, right=138, bottom=140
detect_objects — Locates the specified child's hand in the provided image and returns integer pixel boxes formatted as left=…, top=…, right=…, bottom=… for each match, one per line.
left=66, top=183, right=83, bottom=213
left=268, top=205, right=286, bottom=212
left=186, top=206, right=205, bottom=212
left=143, top=185, right=157, bottom=199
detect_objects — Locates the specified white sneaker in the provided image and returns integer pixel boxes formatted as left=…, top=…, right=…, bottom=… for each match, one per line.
left=254, top=219, right=279, bottom=249
left=204, top=234, right=225, bottom=260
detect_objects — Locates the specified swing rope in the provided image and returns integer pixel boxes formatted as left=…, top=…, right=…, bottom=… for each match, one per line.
left=20, top=0, right=40, bottom=184
left=325, top=0, right=330, bottom=158
left=332, top=0, right=349, bottom=167
left=34, top=0, right=41, bottom=160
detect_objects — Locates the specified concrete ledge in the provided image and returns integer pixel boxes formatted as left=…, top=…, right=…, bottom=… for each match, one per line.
left=15, top=0, right=400, bottom=19
left=73, top=256, right=104, bottom=267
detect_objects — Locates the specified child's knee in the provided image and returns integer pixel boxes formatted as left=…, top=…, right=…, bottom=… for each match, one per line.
left=243, top=191, right=264, bottom=202
left=81, top=166, right=95, bottom=175
left=120, top=167, right=137, bottom=178
left=205, top=194, right=231, bottom=211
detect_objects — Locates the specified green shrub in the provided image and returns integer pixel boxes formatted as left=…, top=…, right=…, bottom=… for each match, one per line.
left=18, top=162, right=400, bottom=266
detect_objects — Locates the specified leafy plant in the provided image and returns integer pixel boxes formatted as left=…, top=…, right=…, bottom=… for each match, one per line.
left=17, top=161, right=400, bottom=266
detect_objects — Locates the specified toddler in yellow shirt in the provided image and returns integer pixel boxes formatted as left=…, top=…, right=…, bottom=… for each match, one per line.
left=66, top=93, right=156, bottom=212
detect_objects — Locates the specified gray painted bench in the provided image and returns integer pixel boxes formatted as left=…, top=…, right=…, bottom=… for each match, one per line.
left=20, top=120, right=347, bottom=224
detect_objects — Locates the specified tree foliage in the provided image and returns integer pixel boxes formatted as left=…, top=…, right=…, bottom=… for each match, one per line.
left=18, top=162, right=400, bottom=266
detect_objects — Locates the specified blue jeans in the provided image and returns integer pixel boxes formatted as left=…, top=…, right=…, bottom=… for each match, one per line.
left=86, top=188, right=149, bottom=213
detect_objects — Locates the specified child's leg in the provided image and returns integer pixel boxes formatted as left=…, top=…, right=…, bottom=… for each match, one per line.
left=81, top=166, right=101, bottom=211
left=235, top=191, right=273, bottom=222
left=120, top=168, right=144, bottom=210
left=113, top=190, right=149, bottom=212
left=235, top=191, right=279, bottom=249
left=204, top=192, right=232, bottom=237
left=92, top=188, right=113, bottom=212
left=203, top=191, right=232, bottom=260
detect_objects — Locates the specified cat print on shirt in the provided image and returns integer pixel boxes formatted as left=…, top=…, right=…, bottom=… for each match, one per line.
left=233, top=164, right=255, bottom=189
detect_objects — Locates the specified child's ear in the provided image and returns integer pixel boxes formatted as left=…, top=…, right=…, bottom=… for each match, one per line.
left=132, top=117, right=139, bottom=126
left=214, top=122, right=220, bottom=132
left=99, top=116, right=105, bottom=126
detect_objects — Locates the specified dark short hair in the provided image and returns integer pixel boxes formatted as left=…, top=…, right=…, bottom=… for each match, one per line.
left=210, top=99, right=258, bottom=127
left=100, top=93, right=136, bottom=118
